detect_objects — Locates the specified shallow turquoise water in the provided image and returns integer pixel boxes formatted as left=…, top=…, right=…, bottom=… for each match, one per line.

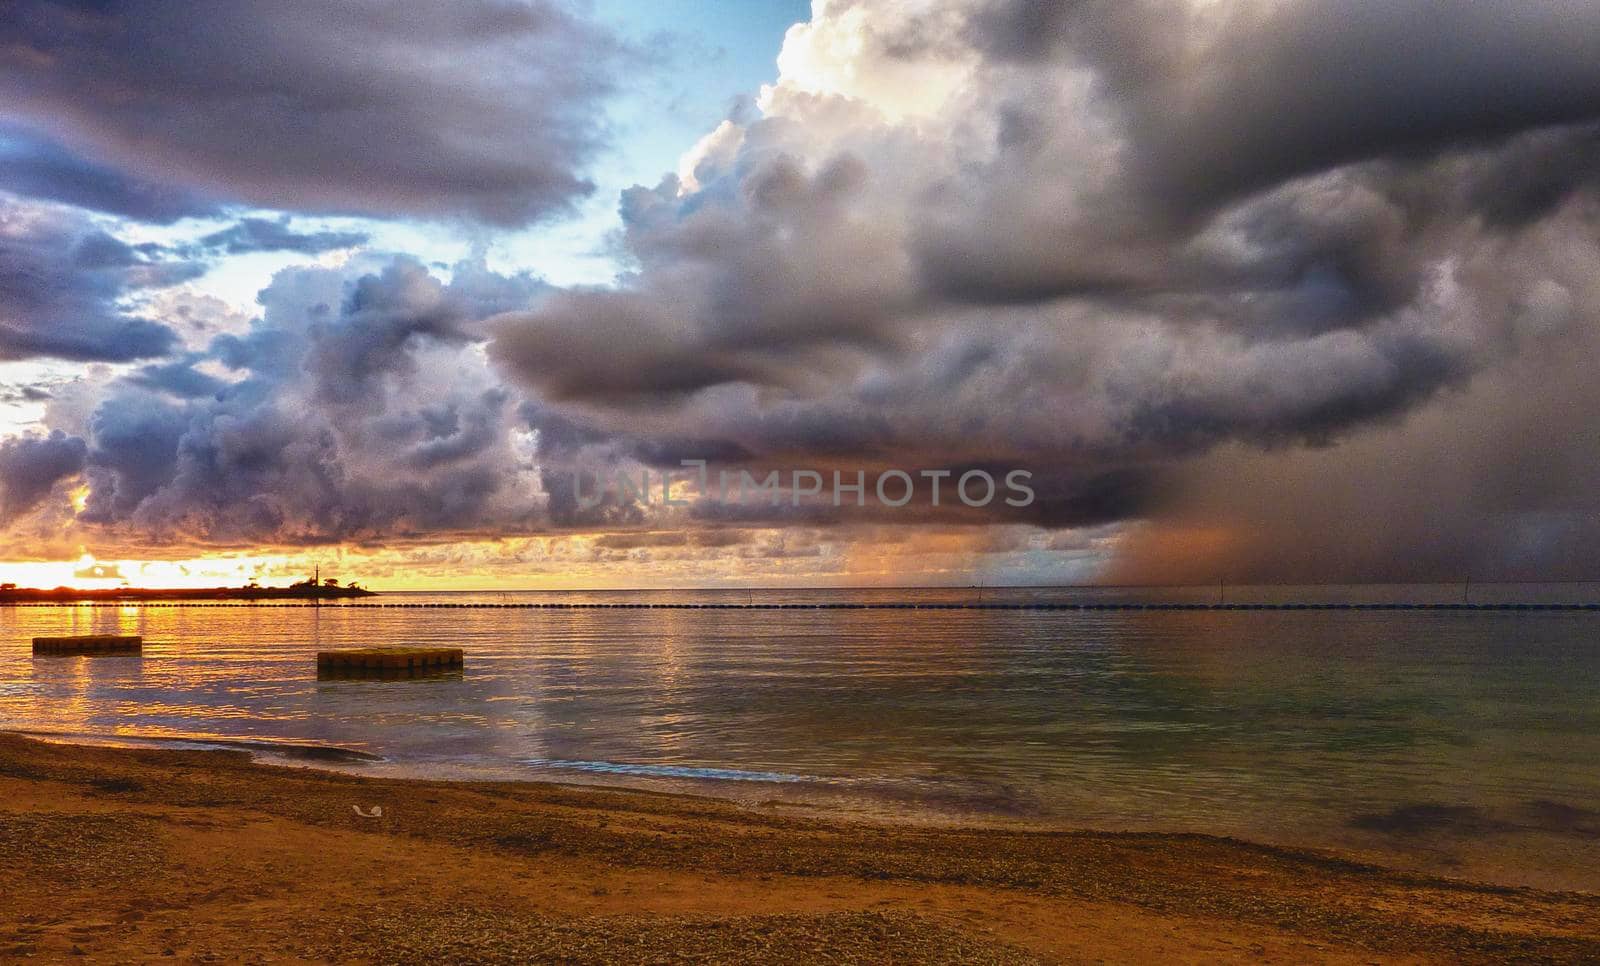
left=4, top=585, right=1599, bottom=889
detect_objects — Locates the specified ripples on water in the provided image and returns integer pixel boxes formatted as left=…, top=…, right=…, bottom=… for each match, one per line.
left=4, top=584, right=1599, bottom=888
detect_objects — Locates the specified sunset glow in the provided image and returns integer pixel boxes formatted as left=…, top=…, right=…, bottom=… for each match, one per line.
left=5, top=3, right=1600, bottom=961
left=2, top=0, right=1599, bottom=587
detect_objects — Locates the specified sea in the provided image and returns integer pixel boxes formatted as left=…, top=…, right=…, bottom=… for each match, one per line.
left=4, top=584, right=1599, bottom=890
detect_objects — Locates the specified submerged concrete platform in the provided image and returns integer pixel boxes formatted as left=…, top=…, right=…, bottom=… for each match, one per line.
left=316, top=647, right=464, bottom=674
left=33, top=634, right=143, bottom=655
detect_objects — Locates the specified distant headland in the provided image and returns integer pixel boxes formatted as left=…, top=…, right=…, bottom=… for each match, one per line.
left=0, top=571, right=376, bottom=603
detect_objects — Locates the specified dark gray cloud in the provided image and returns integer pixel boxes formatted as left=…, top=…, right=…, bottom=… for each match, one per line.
left=520, top=402, right=649, bottom=529
left=393, top=389, right=514, bottom=472
left=126, top=356, right=229, bottom=400
left=0, top=195, right=198, bottom=361
left=0, top=430, right=86, bottom=518
left=0, top=126, right=221, bottom=223
left=908, top=0, right=1600, bottom=312
left=964, top=0, right=1600, bottom=217
left=191, top=218, right=368, bottom=256
left=489, top=151, right=918, bottom=405
left=1, top=0, right=621, bottom=225
left=58, top=256, right=551, bottom=545
left=0, top=383, right=53, bottom=405
left=79, top=393, right=194, bottom=523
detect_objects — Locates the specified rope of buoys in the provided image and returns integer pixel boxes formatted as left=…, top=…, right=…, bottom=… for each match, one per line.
left=5, top=601, right=1599, bottom=611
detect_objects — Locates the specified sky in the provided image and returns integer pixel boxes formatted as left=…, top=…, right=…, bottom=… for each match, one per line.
left=2, top=0, right=1600, bottom=590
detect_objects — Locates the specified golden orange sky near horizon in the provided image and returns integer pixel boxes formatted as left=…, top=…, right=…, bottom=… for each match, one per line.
left=0, top=553, right=644, bottom=592
left=0, top=524, right=1110, bottom=592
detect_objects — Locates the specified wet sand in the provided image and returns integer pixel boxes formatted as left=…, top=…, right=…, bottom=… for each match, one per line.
left=1, top=733, right=1597, bottom=964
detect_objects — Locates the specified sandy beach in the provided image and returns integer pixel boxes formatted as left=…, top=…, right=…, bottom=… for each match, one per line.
left=0, top=733, right=1595, bottom=964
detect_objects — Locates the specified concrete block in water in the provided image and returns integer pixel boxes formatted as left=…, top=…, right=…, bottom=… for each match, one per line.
left=33, top=635, right=143, bottom=655
left=316, top=647, right=464, bottom=677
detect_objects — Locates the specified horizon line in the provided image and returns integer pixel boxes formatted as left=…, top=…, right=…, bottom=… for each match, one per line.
left=10, top=578, right=1600, bottom=594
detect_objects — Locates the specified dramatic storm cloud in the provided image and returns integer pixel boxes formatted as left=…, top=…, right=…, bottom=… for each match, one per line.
left=0, top=0, right=620, bottom=225
left=50, top=256, right=552, bottom=546
left=964, top=0, right=1600, bottom=217
left=481, top=0, right=1600, bottom=573
left=5, top=0, right=1600, bottom=582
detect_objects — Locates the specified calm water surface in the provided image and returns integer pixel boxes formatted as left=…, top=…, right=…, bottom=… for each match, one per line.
left=5, top=585, right=1599, bottom=889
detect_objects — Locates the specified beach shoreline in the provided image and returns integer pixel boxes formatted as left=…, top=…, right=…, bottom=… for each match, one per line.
left=16, top=726, right=1597, bottom=896
left=2, top=733, right=1597, bottom=963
